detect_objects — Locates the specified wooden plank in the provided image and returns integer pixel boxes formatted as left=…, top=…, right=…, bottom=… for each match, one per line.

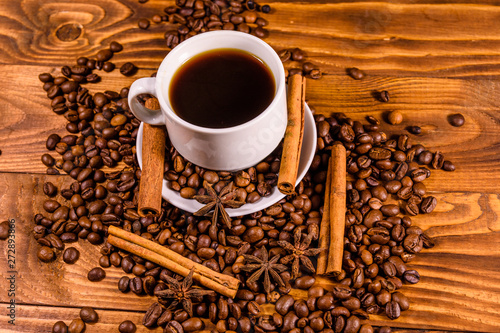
left=1, top=64, right=500, bottom=194
left=0, top=63, right=154, bottom=174
left=0, top=172, right=498, bottom=331
left=3, top=1, right=500, bottom=76
left=0, top=173, right=157, bottom=311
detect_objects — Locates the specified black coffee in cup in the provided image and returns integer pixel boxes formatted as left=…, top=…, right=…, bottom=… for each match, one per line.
left=169, top=48, right=275, bottom=129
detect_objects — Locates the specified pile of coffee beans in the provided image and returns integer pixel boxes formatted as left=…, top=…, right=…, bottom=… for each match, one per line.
left=31, top=5, right=455, bottom=332
left=140, top=0, right=272, bottom=48
left=164, top=144, right=282, bottom=203
left=139, top=0, right=322, bottom=79
left=36, top=49, right=453, bottom=330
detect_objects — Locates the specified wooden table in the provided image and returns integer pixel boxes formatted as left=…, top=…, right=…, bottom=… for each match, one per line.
left=0, top=0, right=499, bottom=332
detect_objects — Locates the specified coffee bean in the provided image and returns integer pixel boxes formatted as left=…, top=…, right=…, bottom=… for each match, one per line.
left=448, top=113, right=465, bottom=127
left=130, top=276, right=143, bottom=295
left=42, top=154, right=55, bottom=167
left=110, top=41, right=123, bottom=53
left=294, top=275, right=315, bottom=289
left=387, top=110, right=403, bottom=125
left=182, top=317, right=204, bottom=331
left=118, top=320, right=136, bottom=333
left=317, top=294, right=335, bottom=311
left=347, top=67, right=365, bottom=80
left=96, top=49, right=113, bottom=62
left=275, top=294, right=294, bottom=316
left=68, top=318, right=85, bottom=333
left=52, top=321, right=68, bottom=333
left=407, top=125, right=422, bottom=135
left=87, top=267, right=106, bottom=281
left=385, top=300, right=401, bottom=319
left=343, top=315, right=360, bottom=333
left=120, top=62, right=138, bottom=76
left=39, top=73, right=53, bottom=82
left=282, top=311, right=299, bottom=332
left=46, top=134, right=61, bottom=150
left=43, top=181, right=58, bottom=197
left=0, top=221, right=10, bottom=240
left=86, top=73, right=100, bottom=83
left=165, top=320, right=184, bottom=333
left=378, top=327, right=392, bottom=333
left=118, top=276, right=130, bottom=293
left=138, top=18, right=150, bottom=29
left=442, top=160, right=456, bottom=171
left=102, top=62, right=115, bottom=72
left=38, top=246, right=55, bottom=262
left=80, top=306, right=98, bottom=323
left=99, top=255, right=110, bottom=268
left=391, top=291, right=410, bottom=311
left=143, top=302, right=163, bottom=327
left=62, top=247, right=80, bottom=264
left=420, top=196, right=437, bottom=213
left=378, top=90, right=390, bottom=102
left=403, top=269, right=420, bottom=284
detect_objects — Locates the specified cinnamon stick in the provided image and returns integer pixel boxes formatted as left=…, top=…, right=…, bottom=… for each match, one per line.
left=316, top=156, right=332, bottom=275
left=138, top=97, right=165, bottom=217
left=278, top=74, right=306, bottom=195
left=107, top=226, right=240, bottom=298
left=325, top=143, right=347, bottom=275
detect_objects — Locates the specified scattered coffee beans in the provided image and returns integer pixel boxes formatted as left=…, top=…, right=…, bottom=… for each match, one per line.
left=34, top=10, right=458, bottom=331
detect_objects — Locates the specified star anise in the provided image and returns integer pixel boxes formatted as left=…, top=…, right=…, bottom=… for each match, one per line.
left=241, top=246, right=288, bottom=294
left=193, top=181, right=245, bottom=229
left=154, top=268, right=215, bottom=317
left=278, top=228, right=323, bottom=279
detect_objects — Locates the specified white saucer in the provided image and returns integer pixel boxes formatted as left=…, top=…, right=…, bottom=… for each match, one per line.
left=136, top=103, right=317, bottom=216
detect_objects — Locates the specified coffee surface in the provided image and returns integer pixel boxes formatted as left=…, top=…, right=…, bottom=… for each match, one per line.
left=169, top=48, right=275, bottom=128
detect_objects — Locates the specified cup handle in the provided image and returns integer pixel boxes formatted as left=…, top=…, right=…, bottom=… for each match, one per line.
left=128, top=77, right=165, bottom=125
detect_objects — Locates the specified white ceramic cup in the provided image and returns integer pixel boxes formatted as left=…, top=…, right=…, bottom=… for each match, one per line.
left=128, top=30, right=287, bottom=171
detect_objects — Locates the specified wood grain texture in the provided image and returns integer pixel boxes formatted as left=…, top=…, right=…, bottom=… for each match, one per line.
left=0, top=304, right=164, bottom=332
left=3, top=1, right=500, bottom=76
left=2, top=65, right=500, bottom=195
left=0, top=173, right=498, bottom=331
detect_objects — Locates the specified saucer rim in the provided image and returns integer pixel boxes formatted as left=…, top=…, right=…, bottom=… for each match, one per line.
left=136, top=103, right=317, bottom=216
